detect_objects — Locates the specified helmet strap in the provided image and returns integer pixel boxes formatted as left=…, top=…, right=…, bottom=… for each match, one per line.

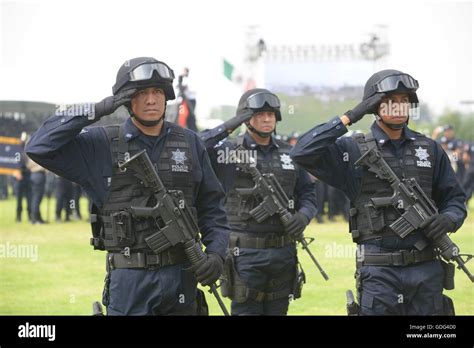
left=246, top=121, right=273, bottom=138
left=375, top=114, right=406, bottom=130
left=129, top=105, right=167, bottom=127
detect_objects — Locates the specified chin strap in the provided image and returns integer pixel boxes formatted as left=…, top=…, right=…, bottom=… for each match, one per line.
left=129, top=106, right=166, bottom=127
left=246, top=122, right=274, bottom=138
left=375, top=114, right=406, bottom=130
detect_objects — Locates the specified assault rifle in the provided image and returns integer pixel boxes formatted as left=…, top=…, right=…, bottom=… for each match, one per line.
left=354, top=140, right=473, bottom=282
left=231, top=146, right=329, bottom=281
left=119, top=150, right=230, bottom=315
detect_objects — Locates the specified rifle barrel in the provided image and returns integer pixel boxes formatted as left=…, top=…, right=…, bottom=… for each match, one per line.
left=299, top=238, right=329, bottom=281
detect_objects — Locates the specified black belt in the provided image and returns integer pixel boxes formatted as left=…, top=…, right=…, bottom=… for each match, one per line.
left=107, top=249, right=187, bottom=270
left=357, top=248, right=436, bottom=267
left=350, top=228, right=395, bottom=242
left=229, top=232, right=294, bottom=249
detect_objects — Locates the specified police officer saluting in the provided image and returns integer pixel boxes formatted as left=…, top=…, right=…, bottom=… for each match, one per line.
left=291, top=70, right=467, bottom=315
left=202, top=89, right=318, bottom=315
left=26, top=57, right=230, bottom=315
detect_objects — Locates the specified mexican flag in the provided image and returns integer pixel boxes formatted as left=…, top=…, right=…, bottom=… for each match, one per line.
left=223, top=58, right=234, bottom=81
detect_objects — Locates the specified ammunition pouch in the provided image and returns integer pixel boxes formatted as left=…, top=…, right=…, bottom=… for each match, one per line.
left=349, top=207, right=399, bottom=243
left=110, top=211, right=134, bottom=247
left=91, top=210, right=136, bottom=250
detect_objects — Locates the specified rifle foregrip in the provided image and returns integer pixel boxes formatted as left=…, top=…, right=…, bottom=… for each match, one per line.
left=279, top=211, right=292, bottom=227
left=183, top=239, right=206, bottom=267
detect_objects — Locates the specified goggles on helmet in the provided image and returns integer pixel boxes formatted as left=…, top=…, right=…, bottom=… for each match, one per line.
left=245, top=92, right=281, bottom=109
left=374, top=74, right=419, bottom=93
left=113, top=62, right=175, bottom=94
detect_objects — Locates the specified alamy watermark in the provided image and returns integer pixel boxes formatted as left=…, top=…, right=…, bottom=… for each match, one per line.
left=18, top=322, right=55, bottom=341
left=55, top=103, right=96, bottom=120
left=379, top=101, right=420, bottom=120
left=216, top=147, right=258, bottom=165
left=0, top=242, right=38, bottom=262
left=324, top=242, right=365, bottom=262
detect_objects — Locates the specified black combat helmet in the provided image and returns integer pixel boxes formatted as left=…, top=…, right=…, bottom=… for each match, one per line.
left=237, top=88, right=282, bottom=138
left=112, top=57, right=176, bottom=101
left=363, top=69, right=419, bottom=105
left=362, top=69, right=420, bottom=129
left=237, top=88, right=282, bottom=121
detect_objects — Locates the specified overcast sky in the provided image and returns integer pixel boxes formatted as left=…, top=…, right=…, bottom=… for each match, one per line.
left=0, top=0, right=472, bottom=119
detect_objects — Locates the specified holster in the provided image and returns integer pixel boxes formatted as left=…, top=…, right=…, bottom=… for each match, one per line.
left=220, top=252, right=250, bottom=303
left=196, top=289, right=209, bottom=316
left=90, top=205, right=105, bottom=250
left=102, top=255, right=112, bottom=307
left=441, top=259, right=455, bottom=290
left=292, top=261, right=305, bottom=299
left=220, top=252, right=294, bottom=304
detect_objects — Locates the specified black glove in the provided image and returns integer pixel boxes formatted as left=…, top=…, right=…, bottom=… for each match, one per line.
left=284, top=212, right=309, bottom=240
left=222, top=110, right=254, bottom=133
left=422, top=214, right=456, bottom=241
left=93, top=88, right=137, bottom=118
left=345, top=93, right=385, bottom=125
left=193, top=253, right=224, bottom=286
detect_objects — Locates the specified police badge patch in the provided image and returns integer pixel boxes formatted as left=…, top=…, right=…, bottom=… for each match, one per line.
left=171, top=148, right=189, bottom=172
left=280, top=153, right=295, bottom=170
left=415, top=146, right=431, bottom=168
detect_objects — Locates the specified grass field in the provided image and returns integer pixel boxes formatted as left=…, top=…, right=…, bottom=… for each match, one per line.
left=1, top=196, right=473, bottom=315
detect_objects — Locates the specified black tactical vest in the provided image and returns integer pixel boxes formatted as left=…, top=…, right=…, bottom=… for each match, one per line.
left=225, top=136, right=297, bottom=230
left=349, top=132, right=435, bottom=244
left=90, top=122, right=197, bottom=253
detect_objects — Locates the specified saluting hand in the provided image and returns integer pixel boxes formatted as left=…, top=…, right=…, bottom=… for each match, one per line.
left=93, top=88, right=137, bottom=118
left=343, top=93, right=386, bottom=125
